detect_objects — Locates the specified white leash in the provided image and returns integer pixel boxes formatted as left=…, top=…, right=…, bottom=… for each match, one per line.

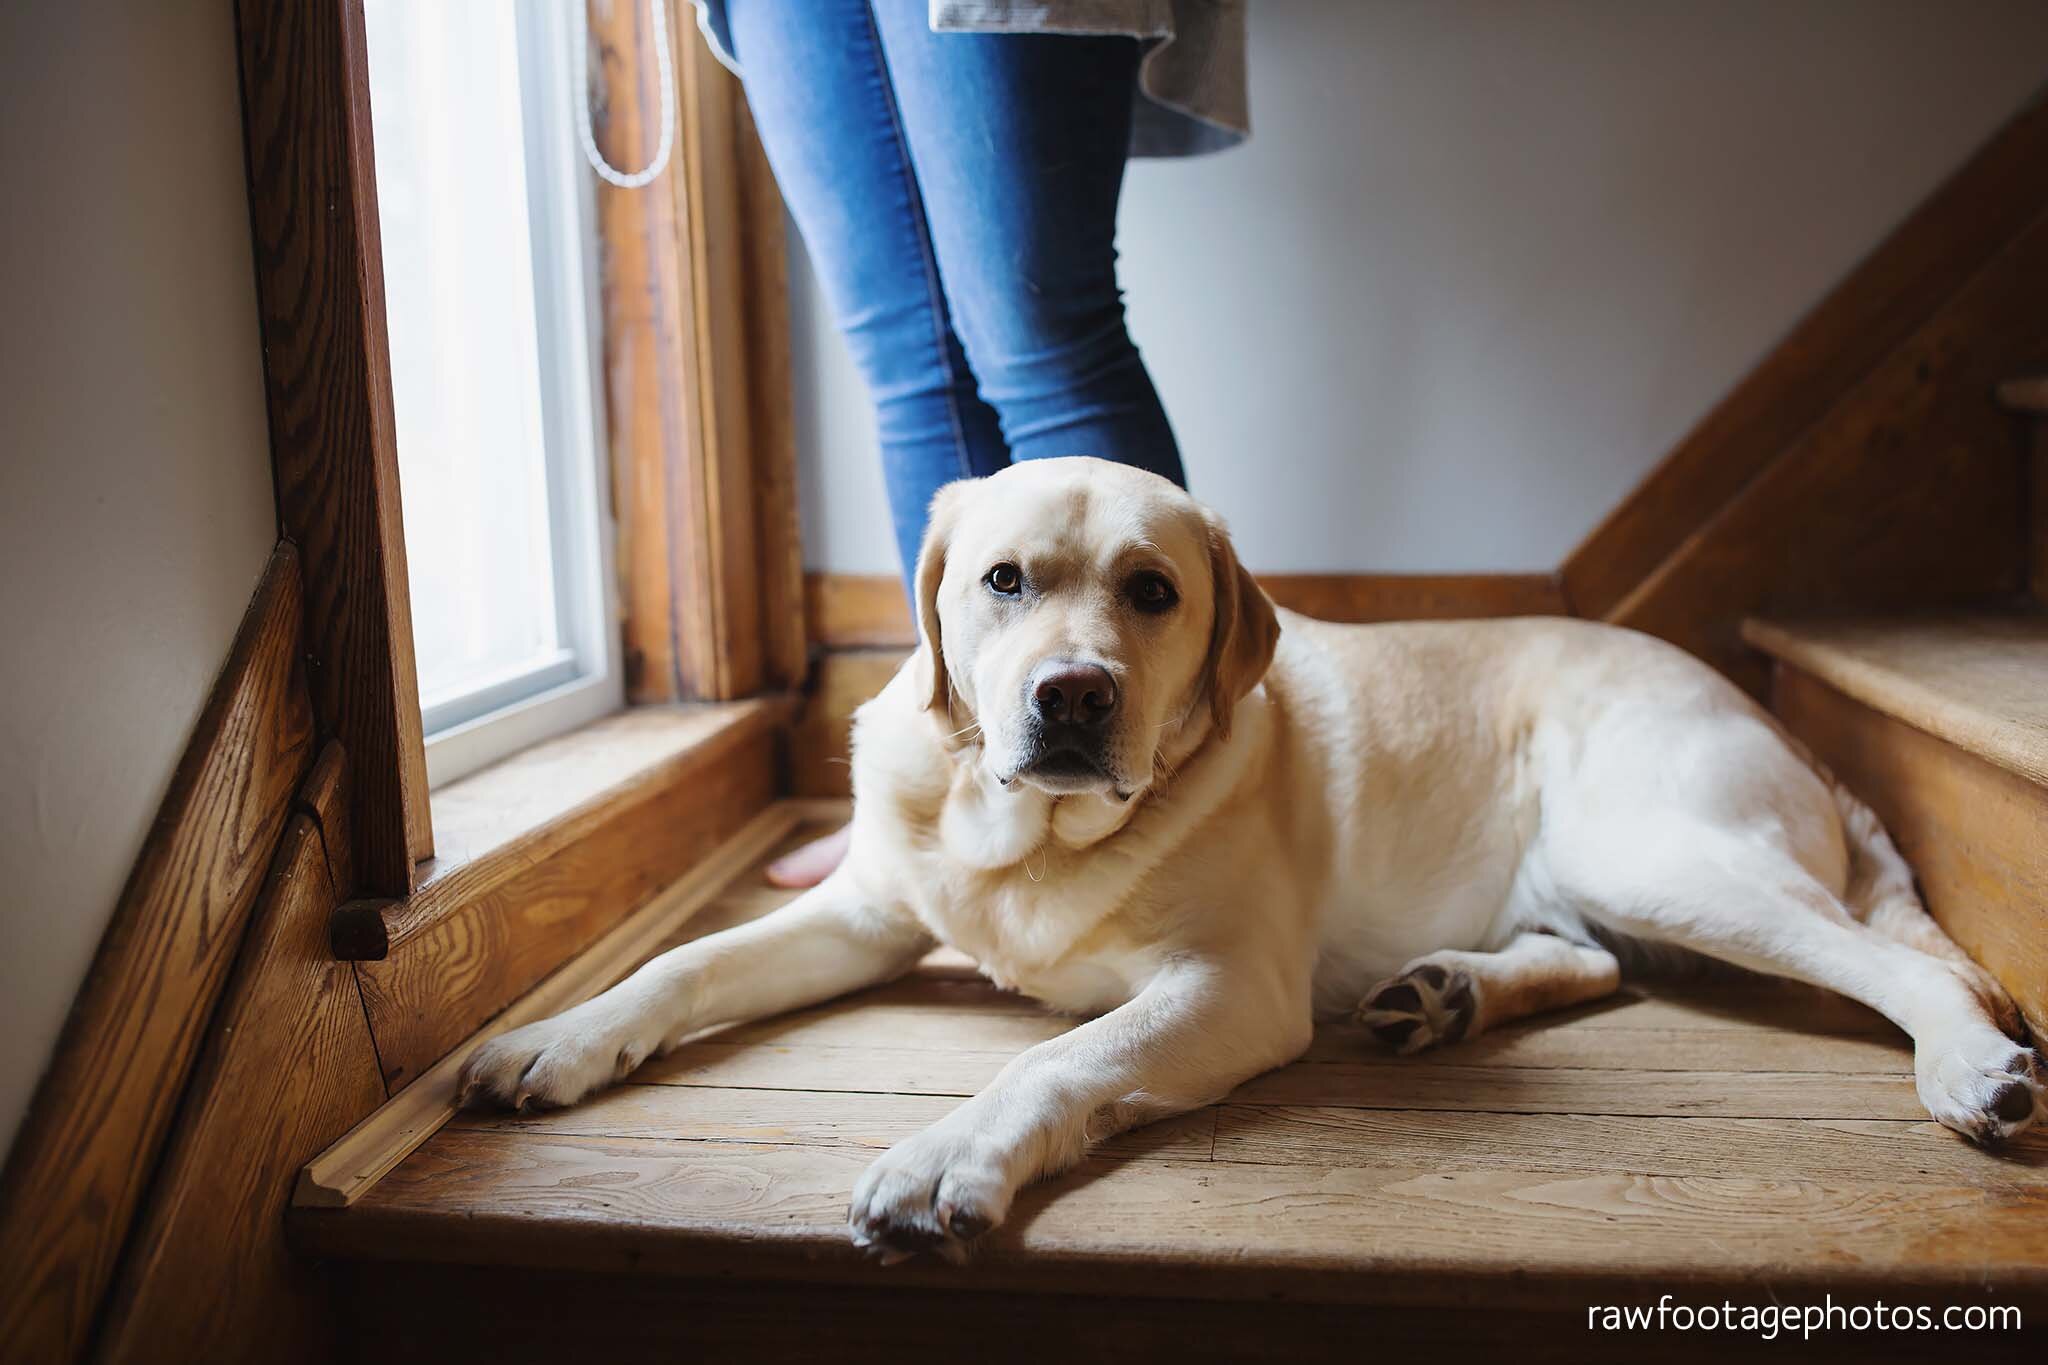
left=573, top=0, right=675, bottom=188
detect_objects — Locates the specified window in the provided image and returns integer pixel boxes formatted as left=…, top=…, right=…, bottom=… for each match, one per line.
left=364, top=0, right=619, bottom=787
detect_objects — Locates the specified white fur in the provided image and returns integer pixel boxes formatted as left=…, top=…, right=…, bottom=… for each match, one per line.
left=460, top=458, right=2042, bottom=1263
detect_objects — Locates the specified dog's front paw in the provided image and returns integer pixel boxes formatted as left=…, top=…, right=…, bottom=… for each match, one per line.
left=456, top=1000, right=660, bottom=1113
left=1357, top=960, right=1478, bottom=1054
left=849, top=1125, right=1011, bottom=1265
left=1918, top=1029, right=2044, bottom=1145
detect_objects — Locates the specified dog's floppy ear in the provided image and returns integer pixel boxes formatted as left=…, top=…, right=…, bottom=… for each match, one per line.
left=1199, top=510, right=1280, bottom=740
left=912, top=481, right=973, bottom=716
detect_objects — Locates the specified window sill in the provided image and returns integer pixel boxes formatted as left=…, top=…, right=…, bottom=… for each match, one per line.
left=333, top=697, right=790, bottom=961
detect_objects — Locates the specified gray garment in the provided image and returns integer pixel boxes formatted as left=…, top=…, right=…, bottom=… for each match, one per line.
left=687, top=0, right=1248, bottom=157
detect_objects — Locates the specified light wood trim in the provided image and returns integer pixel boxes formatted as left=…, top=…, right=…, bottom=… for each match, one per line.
left=589, top=0, right=712, bottom=699
left=96, top=778, right=387, bottom=1364
left=593, top=2, right=803, bottom=701
left=1563, top=95, right=2048, bottom=620
left=351, top=716, right=781, bottom=1089
left=297, top=803, right=807, bottom=1209
left=0, top=546, right=315, bottom=1364
left=674, top=15, right=762, bottom=697
left=736, top=94, right=807, bottom=689
left=1262, top=572, right=1569, bottom=622
left=805, top=575, right=916, bottom=650
left=1773, top=665, right=2048, bottom=1037
left=236, top=0, right=431, bottom=894
left=1743, top=614, right=2048, bottom=789
left=804, top=572, right=1569, bottom=650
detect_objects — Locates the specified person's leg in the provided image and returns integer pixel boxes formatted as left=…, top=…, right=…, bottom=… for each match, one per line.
left=725, top=0, right=1011, bottom=584
left=727, top=0, right=997, bottom=887
left=869, top=4, right=1185, bottom=486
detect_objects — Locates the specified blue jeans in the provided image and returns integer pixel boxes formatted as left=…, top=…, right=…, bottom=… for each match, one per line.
left=725, top=0, right=1186, bottom=587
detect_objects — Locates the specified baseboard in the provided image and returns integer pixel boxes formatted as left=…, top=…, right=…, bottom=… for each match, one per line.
left=0, top=544, right=316, bottom=1363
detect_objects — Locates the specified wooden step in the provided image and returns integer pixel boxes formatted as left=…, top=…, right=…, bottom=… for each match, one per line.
left=1742, top=613, right=2048, bottom=786
left=1744, top=611, right=2048, bottom=1034
left=292, top=804, right=2048, bottom=1359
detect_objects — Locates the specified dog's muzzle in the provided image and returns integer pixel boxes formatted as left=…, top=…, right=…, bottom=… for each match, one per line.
left=1013, top=660, right=1119, bottom=791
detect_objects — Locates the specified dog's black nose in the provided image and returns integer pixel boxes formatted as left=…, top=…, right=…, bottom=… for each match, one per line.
left=1032, top=662, right=1117, bottom=727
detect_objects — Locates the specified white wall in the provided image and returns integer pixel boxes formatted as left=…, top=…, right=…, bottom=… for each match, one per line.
left=0, top=2, right=278, bottom=1154
left=796, top=0, right=2048, bottom=574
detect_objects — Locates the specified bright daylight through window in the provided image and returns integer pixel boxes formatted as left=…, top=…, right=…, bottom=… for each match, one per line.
left=364, top=0, right=618, bottom=787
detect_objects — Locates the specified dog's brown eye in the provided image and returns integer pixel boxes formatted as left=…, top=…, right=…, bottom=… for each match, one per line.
left=1129, top=571, right=1178, bottom=613
left=986, top=562, right=1023, bottom=596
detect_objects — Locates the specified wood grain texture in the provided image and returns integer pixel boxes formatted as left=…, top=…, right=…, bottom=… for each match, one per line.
left=236, top=0, right=430, bottom=893
left=629, top=1040, right=1923, bottom=1118
left=593, top=1, right=798, bottom=701
left=451, top=1084, right=1217, bottom=1163
left=1773, top=665, right=2048, bottom=1037
left=94, top=810, right=386, bottom=1365
left=290, top=809, right=2048, bottom=1324
left=1210, top=1107, right=2048, bottom=1187
left=352, top=724, right=779, bottom=1089
left=335, top=701, right=781, bottom=960
left=1265, top=572, right=1569, bottom=622
left=589, top=0, right=714, bottom=700
left=1745, top=614, right=2048, bottom=787
left=1564, top=95, right=2048, bottom=619
left=804, top=572, right=1569, bottom=650
left=0, top=546, right=313, bottom=1365
left=805, top=575, right=916, bottom=650
left=295, top=739, right=355, bottom=897
left=298, top=1131, right=2048, bottom=1309
left=1609, top=207, right=2048, bottom=694
left=734, top=95, right=807, bottom=690
left=299, top=803, right=805, bottom=1210
left=674, top=16, right=768, bottom=698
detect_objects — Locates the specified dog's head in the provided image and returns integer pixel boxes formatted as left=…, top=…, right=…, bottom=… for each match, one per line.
left=911, top=457, right=1279, bottom=799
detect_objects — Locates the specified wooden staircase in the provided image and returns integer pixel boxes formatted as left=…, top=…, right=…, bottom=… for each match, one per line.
left=288, top=810, right=2048, bottom=1364
left=1744, top=377, right=2048, bottom=1040
left=284, top=381, right=2048, bottom=1363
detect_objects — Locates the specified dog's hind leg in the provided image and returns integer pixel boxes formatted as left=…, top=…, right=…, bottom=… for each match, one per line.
left=1549, top=817, right=2042, bottom=1144
left=1357, top=932, right=1621, bottom=1054
left=1828, top=778, right=2025, bottom=1037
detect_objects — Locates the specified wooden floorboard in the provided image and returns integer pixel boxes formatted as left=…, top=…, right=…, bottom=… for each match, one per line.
left=294, top=804, right=2048, bottom=1313
left=301, top=1129, right=2048, bottom=1309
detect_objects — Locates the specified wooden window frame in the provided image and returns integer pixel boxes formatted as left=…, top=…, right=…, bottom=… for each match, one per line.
left=236, top=0, right=802, bottom=949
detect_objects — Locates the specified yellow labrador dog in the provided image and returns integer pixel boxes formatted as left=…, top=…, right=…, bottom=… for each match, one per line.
left=462, top=456, right=2042, bottom=1259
